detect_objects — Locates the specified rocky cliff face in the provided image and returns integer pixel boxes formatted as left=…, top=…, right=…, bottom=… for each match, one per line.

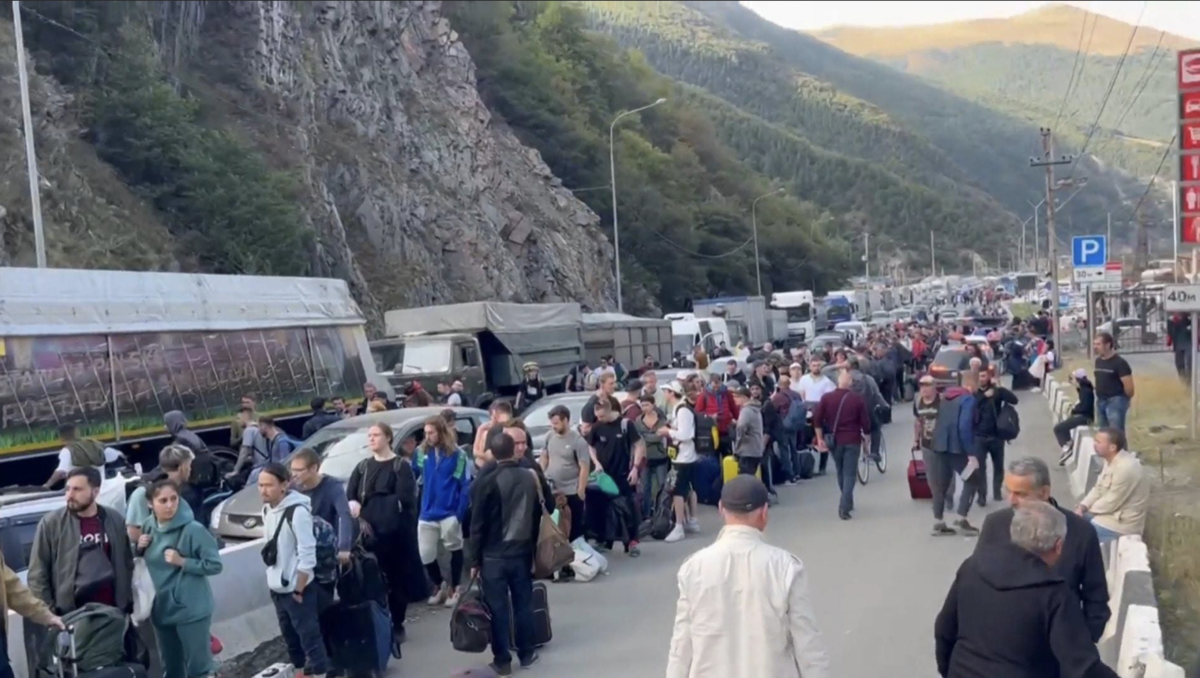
left=0, top=1, right=616, bottom=328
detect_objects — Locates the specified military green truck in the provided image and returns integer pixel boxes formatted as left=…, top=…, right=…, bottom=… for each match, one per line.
left=372, top=302, right=585, bottom=408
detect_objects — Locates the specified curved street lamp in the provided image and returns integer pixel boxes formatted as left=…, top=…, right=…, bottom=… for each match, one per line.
left=609, top=97, right=667, bottom=312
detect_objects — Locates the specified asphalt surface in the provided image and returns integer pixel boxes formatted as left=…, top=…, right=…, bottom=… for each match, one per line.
left=384, top=384, right=1062, bottom=677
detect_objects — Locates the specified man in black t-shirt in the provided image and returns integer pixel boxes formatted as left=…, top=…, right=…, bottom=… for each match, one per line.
left=1092, top=332, right=1134, bottom=437
left=585, top=397, right=645, bottom=556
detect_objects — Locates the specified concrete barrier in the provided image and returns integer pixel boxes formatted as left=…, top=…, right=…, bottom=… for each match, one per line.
left=1041, top=375, right=1185, bottom=678
left=7, top=537, right=276, bottom=678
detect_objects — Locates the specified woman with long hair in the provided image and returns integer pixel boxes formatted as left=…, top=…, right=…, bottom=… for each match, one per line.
left=137, top=479, right=222, bottom=678
left=346, top=423, right=427, bottom=651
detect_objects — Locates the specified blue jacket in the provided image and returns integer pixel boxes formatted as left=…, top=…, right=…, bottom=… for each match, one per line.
left=957, top=393, right=977, bottom=453
left=419, top=446, right=472, bottom=522
left=932, top=387, right=974, bottom=455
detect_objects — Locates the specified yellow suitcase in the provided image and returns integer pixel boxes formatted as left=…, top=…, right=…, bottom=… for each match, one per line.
left=722, top=454, right=760, bottom=483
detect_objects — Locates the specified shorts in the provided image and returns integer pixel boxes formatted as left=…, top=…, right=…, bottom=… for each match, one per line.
left=417, top=516, right=464, bottom=564
left=672, top=462, right=695, bottom=498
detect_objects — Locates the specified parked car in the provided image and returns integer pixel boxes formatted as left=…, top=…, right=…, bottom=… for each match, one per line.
left=0, top=489, right=63, bottom=584
left=928, top=347, right=973, bottom=390
left=520, top=393, right=594, bottom=451
left=209, top=406, right=488, bottom=540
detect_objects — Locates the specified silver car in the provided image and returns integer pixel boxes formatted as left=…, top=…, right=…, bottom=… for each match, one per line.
left=210, top=406, right=488, bottom=540
left=520, top=393, right=594, bottom=451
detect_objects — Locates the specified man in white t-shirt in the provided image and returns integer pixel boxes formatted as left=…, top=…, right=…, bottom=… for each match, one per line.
left=43, top=424, right=123, bottom=489
left=797, top=359, right=836, bottom=404
left=658, top=381, right=700, bottom=543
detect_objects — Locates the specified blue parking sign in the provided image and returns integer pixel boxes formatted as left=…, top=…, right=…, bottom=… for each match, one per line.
left=1072, top=236, right=1106, bottom=268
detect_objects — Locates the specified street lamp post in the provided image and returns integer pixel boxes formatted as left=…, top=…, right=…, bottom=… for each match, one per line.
left=13, top=1, right=45, bottom=268
left=751, top=188, right=784, bottom=297
left=609, top=97, right=667, bottom=313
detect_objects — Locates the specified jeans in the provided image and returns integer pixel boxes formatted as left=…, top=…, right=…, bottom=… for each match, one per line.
left=565, top=494, right=585, bottom=542
left=869, top=426, right=882, bottom=459
left=1085, top=514, right=1125, bottom=545
left=1054, top=415, right=1091, bottom=447
left=481, top=554, right=536, bottom=668
left=1096, top=395, right=1130, bottom=435
left=1175, top=349, right=1191, bottom=381
left=641, top=461, right=670, bottom=518
left=975, top=437, right=1005, bottom=501
left=830, top=444, right=859, bottom=513
left=776, top=436, right=796, bottom=481
left=0, top=628, right=13, bottom=678
left=154, top=617, right=214, bottom=678
left=272, top=588, right=331, bottom=675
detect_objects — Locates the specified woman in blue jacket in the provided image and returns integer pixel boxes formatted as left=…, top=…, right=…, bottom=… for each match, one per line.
left=137, top=479, right=223, bottom=678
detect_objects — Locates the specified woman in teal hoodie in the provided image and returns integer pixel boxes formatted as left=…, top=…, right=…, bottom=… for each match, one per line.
left=137, top=479, right=223, bottom=678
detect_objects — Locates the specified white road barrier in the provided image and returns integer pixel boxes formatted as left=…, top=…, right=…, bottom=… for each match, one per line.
left=1041, top=374, right=1184, bottom=677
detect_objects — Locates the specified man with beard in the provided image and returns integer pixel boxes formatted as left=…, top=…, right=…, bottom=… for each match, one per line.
left=28, top=467, right=133, bottom=614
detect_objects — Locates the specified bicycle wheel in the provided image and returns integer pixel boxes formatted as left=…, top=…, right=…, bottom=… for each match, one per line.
left=875, top=435, right=888, bottom=474
left=857, top=445, right=871, bottom=485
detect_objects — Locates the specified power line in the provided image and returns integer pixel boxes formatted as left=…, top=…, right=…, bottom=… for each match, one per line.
left=653, top=232, right=757, bottom=259
left=1054, top=9, right=1091, bottom=130
left=1066, top=0, right=1147, bottom=180
left=1061, top=11, right=1101, bottom=127
left=1110, top=32, right=1166, bottom=133
left=1127, top=131, right=1176, bottom=222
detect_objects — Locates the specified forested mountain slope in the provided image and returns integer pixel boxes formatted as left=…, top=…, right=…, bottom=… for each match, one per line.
left=584, top=0, right=1153, bottom=250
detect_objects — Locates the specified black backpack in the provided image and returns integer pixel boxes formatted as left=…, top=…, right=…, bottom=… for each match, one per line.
left=996, top=403, right=1021, bottom=442
left=650, top=484, right=676, bottom=540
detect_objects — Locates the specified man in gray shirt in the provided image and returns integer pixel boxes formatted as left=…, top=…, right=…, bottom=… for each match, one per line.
left=538, top=404, right=591, bottom=542
left=731, top=386, right=764, bottom=477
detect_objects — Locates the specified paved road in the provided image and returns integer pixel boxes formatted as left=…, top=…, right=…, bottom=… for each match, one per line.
left=385, top=389, right=1062, bottom=677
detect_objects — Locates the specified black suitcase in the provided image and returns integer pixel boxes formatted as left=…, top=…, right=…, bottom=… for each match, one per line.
left=509, top=581, right=552, bottom=648
left=321, top=599, right=392, bottom=678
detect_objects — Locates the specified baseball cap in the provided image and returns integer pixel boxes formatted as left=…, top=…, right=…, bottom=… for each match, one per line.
left=789, top=362, right=803, bottom=370
left=663, top=380, right=685, bottom=395
left=919, top=375, right=935, bottom=385
left=1072, top=368, right=1087, bottom=380
left=721, top=475, right=770, bottom=513
left=624, top=378, right=644, bottom=393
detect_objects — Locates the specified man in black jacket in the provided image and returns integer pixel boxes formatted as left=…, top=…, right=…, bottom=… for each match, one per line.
left=1054, top=371, right=1095, bottom=464
left=976, top=456, right=1110, bottom=641
left=466, top=432, right=544, bottom=676
left=301, top=397, right=342, bottom=440
left=937, top=501, right=1118, bottom=678
left=972, top=369, right=1019, bottom=505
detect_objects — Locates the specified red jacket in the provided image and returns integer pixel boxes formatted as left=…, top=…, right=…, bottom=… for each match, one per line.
left=695, top=386, right=739, bottom=433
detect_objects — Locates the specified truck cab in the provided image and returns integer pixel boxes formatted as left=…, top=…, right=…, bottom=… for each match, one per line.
left=769, top=290, right=816, bottom=342
left=665, top=314, right=731, bottom=356
left=371, top=333, right=489, bottom=405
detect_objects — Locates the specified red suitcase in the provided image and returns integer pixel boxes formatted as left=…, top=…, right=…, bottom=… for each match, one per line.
left=907, top=448, right=932, bottom=499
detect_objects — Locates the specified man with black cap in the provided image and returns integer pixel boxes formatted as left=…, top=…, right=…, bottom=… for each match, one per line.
left=667, top=475, right=830, bottom=678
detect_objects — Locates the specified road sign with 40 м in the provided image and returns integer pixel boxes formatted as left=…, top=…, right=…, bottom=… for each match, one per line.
left=1165, top=285, right=1200, bottom=313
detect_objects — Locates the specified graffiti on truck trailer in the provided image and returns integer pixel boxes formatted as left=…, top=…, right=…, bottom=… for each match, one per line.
left=0, top=326, right=368, bottom=456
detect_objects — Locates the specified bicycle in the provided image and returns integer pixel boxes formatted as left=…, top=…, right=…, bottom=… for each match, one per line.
left=858, top=434, right=888, bottom=485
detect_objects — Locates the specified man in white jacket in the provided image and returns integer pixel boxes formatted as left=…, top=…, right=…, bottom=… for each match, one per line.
left=259, top=463, right=331, bottom=677
left=667, top=475, right=831, bottom=678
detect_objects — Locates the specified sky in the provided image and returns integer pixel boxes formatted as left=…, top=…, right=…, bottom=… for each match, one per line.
left=741, top=1, right=1200, bottom=41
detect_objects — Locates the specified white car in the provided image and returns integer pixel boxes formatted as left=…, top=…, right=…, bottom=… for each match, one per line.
left=833, top=321, right=867, bottom=343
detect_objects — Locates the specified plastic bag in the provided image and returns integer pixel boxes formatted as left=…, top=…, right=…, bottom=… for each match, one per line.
left=132, top=558, right=155, bottom=624
left=588, top=471, right=620, bottom=497
left=570, top=537, right=608, bottom=580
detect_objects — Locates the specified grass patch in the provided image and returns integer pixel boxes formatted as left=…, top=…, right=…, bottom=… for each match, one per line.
left=1059, top=350, right=1200, bottom=668
left=1011, top=301, right=1038, bottom=320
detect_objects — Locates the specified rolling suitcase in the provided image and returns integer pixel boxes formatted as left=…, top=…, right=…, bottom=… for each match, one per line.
left=321, top=598, right=392, bottom=677
left=509, top=580, right=553, bottom=648
left=722, top=454, right=760, bottom=483
left=693, top=455, right=722, bottom=506
left=907, top=448, right=932, bottom=500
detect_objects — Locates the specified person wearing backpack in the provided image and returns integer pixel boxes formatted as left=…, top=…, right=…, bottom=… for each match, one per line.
left=136, top=479, right=222, bottom=678
left=259, top=463, right=331, bottom=678
left=417, top=417, right=472, bottom=608
left=260, top=417, right=297, bottom=466
left=972, top=370, right=1019, bottom=507
left=42, top=423, right=125, bottom=490
left=288, top=448, right=354, bottom=569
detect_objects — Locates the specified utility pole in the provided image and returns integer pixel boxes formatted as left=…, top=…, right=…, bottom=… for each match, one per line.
left=1030, top=127, right=1073, bottom=364
left=1106, top=212, right=1111, bottom=249
left=1033, top=206, right=1040, bottom=273
left=13, top=1, right=46, bottom=268
left=752, top=188, right=784, bottom=298
left=930, top=231, right=936, bottom=278
left=864, top=232, right=870, bottom=312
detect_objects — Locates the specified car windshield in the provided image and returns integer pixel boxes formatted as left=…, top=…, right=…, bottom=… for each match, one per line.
left=311, top=431, right=371, bottom=479
left=401, top=340, right=451, bottom=375
left=522, top=397, right=590, bottom=431
left=785, top=305, right=812, bottom=323
left=371, top=344, right=404, bottom=373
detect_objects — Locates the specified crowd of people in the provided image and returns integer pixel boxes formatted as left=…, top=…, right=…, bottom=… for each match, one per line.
left=0, top=298, right=1156, bottom=678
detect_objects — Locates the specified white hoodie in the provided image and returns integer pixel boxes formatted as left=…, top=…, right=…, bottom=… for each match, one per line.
left=262, top=490, right=316, bottom=594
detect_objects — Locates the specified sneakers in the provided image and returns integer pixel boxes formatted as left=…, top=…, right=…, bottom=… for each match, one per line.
left=954, top=519, right=980, bottom=537
left=931, top=522, right=957, bottom=536
left=627, top=541, right=641, bottom=557
left=665, top=523, right=686, bottom=543
left=684, top=517, right=700, bottom=534
left=520, top=652, right=541, bottom=669
left=1058, top=445, right=1074, bottom=466
left=427, top=582, right=449, bottom=606
left=444, top=586, right=462, bottom=609
left=489, top=662, right=514, bottom=677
